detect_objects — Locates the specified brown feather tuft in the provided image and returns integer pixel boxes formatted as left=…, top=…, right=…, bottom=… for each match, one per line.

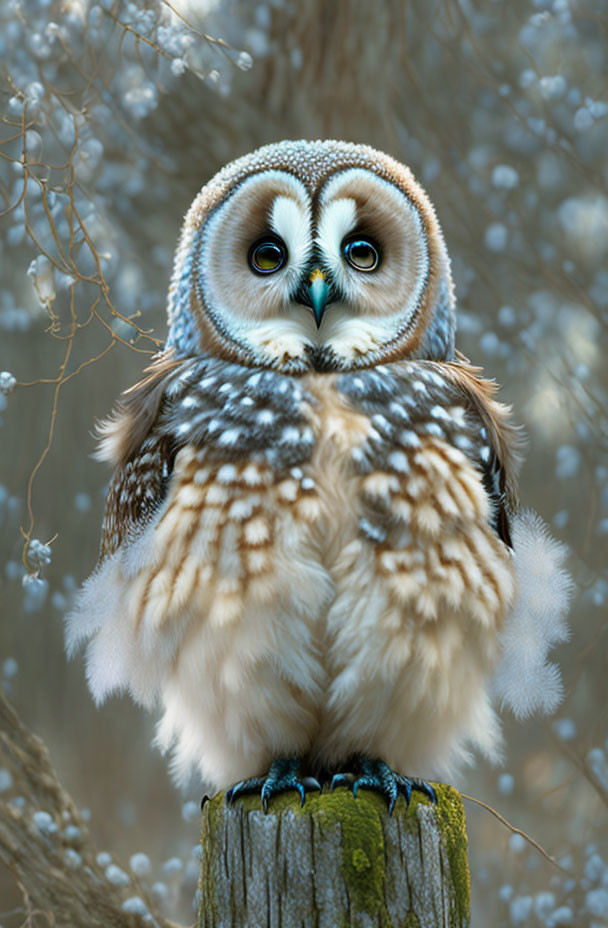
left=94, top=349, right=183, bottom=467
left=435, top=354, right=526, bottom=508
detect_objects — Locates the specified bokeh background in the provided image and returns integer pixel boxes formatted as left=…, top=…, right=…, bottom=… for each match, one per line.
left=1, top=0, right=607, bottom=924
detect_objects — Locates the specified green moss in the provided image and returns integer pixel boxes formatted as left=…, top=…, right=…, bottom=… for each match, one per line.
left=314, top=788, right=388, bottom=919
left=402, top=913, right=421, bottom=928
left=433, top=784, right=471, bottom=926
left=199, top=797, right=223, bottom=925
left=352, top=847, right=371, bottom=872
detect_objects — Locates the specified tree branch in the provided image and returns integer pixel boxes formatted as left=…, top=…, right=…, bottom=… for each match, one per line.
left=0, top=688, right=179, bottom=928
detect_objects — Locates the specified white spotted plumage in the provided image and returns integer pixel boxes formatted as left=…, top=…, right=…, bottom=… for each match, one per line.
left=66, top=140, right=571, bottom=795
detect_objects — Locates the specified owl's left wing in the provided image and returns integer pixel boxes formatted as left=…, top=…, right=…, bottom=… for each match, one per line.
left=438, top=354, right=524, bottom=547
left=438, top=359, right=572, bottom=719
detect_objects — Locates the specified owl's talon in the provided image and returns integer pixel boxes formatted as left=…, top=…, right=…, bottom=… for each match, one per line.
left=227, top=757, right=318, bottom=812
left=345, top=758, right=436, bottom=815
left=301, top=776, right=322, bottom=794
left=408, top=777, right=437, bottom=805
left=225, top=776, right=266, bottom=805
left=330, top=772, right=354, bottom=792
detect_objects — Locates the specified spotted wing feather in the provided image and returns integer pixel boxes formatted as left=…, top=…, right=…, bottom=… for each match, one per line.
left=101, top=433, right=175, bottom=559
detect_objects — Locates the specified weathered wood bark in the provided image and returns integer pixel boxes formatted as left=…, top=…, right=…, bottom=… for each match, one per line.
left=199, top=785, right=470, bottom=928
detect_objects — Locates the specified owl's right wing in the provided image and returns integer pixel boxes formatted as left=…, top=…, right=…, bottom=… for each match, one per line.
left=65, top=353, right=187, bottom=703
left=92, top=352, right=185, bottom=560
left=65, top=353, right=318, bottom=708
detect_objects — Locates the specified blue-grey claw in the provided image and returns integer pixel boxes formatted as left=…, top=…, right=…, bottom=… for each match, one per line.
left=339, top=758, right=436, bottom=816
left=227, top=759, right=320, bottom=813
left=330, top=772, right=354, bottom=792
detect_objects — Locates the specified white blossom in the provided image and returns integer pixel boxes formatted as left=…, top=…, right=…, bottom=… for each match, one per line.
left=129, top=852, right=151, bottom=876
left=0, top=372, right=17, bottom=395
left=492, top=164, right=519, bottom=190
left=484, top=222, right=508, bottom=251
left=105, top=864, right=130, bottom=886
left=122, top=896, right=149, bottom=915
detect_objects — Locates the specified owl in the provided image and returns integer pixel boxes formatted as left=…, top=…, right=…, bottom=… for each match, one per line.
left=66, top=140, right=571, bottom=812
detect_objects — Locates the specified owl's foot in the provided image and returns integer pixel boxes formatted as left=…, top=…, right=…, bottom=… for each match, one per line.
left=330, top=757, right=436, bottom=816
left=225, top=757, right=321, bottom=813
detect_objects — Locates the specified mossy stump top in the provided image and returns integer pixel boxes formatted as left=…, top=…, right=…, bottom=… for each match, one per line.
left=198, top=783, right=470, bottom=928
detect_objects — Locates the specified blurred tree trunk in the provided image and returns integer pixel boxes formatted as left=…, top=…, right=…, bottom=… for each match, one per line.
left=152, top=0, right=448, bottom=193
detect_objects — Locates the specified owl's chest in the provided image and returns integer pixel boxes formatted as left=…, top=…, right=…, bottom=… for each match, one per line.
left=144, top=362, right=504, bottom=644
left=158, top=360, right=490, bottom=576
left=295, top=375, right=374, bottom=563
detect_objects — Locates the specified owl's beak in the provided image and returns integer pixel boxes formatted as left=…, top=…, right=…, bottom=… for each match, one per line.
left=308, top=269, right=330, bottom=328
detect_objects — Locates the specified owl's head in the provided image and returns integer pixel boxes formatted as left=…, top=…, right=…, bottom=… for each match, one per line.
left=167, top=140, right=455, bottom=372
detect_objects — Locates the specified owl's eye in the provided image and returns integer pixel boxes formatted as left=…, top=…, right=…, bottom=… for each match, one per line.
left=248, top=236, right=288, bottom=275
left=342, top=235, right=381, bottom=273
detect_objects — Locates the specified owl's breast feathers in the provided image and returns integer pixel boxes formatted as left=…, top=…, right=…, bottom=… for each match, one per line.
left=96, top=351, right=520, bottom=629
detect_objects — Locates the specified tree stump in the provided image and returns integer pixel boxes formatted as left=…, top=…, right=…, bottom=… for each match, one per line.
left=198, top=784, right=470, bottom=927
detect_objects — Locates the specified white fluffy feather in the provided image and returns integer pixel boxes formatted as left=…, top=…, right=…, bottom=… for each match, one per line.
left=65, top=506, right=185, bottom=709
left=316, top=196, right=357, bottom=296
left=493, top=509, right=573, bottom=719
left=270, top=195, right=313, bottom=275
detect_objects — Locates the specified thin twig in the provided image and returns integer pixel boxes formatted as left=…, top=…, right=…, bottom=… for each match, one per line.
left=461, top=793, right=566, bottom=872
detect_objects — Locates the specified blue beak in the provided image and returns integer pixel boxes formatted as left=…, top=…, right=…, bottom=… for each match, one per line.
left=309, top=270, right=329, bottom=328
